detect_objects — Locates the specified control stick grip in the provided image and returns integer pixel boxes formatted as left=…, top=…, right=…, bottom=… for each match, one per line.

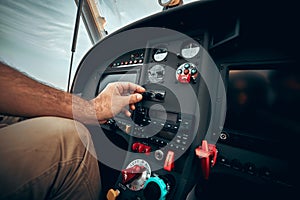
left=142, top=90, right=166, bottom=102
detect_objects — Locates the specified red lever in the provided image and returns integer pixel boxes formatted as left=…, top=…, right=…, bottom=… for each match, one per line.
left=121, top=165, right=146, bottom=184
left=132, top=142, right=140, bottom=151
left=132, top=142, right=151, bottom=154
left=195, top=140, right=218, bottom=180
left=144, top=146, right=151, bottom=155
left=164, top=150, right=175, bottom=171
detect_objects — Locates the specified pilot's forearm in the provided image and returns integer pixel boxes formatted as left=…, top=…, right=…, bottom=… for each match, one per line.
left=0, top=62, right=95, bottom=124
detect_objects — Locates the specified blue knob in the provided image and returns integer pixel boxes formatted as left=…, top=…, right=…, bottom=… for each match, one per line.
left=143, top=176, right=168, bottom=200
left=184, top=63, right=190, bottom=69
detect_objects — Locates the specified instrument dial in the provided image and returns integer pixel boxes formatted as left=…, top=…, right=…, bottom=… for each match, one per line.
left=176, top=62, right=199, bottom=83
left=181, top=42, right=200, bottom=59
left=153, top=47, right=168, bottom=62
left=148, top=64, right=165, bottom=83
left=125, top=159, right=151, bottom=191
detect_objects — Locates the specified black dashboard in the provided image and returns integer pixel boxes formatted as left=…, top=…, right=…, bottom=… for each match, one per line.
left=72, top=1, right=298, bottom=199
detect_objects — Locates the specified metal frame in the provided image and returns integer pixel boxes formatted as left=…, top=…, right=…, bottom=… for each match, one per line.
left=74, top=0, right=107, bottom=44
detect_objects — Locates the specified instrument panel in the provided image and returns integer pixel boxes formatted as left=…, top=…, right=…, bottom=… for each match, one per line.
left=103, top=34, right=208, bottom=199
left=72, top=26, right=221, bottom=200
left=72, top=1, right=298, bottom=199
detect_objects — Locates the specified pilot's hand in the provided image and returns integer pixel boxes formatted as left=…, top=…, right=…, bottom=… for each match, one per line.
left=90, top=82, right=145, bottom=124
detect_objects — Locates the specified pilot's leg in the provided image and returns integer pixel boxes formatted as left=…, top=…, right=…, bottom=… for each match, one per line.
left=0, top=117, right=101, bottom=200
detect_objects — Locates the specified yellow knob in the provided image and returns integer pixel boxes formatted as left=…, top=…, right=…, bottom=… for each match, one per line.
left=106, top=189, right=120, bottom=200
left=125, top=125, right=132, bottom=134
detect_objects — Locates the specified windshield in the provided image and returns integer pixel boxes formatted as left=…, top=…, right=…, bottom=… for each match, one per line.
left=96, top=0, right=200, bottom=34
left=0, top=0, right=200, bottom=91
left=0, top=0, right=91, bottom=91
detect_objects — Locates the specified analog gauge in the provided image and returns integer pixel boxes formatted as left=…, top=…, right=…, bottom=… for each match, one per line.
left=176, top=62, right=199, bottom=84
left=125, top=159, right=151, bottom=191
left=181, top=42, right=200, bottom=59
left=153, top=47, right=168, bottom=62
left=148, top=64, right=165, bottom=83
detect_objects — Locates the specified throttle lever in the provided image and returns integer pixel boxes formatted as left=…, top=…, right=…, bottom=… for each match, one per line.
left=195, top=140, right=218, bottom=180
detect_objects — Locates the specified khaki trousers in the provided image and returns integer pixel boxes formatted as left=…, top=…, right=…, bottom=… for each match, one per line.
left=0, top=117, right=101, bottom=200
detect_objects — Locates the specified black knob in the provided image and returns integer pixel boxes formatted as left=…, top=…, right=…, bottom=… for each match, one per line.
left=143, top=176, right=168, bottom=200
left=155, top=92, right=165, bottom=100
left=143, top=182, right=161, bottom=200
left=142, top=91, right=154, bottom=100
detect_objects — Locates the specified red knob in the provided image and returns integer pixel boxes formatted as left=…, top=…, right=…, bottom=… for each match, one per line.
left=132, top=142, right=151, bottom=154
left=132, top=142, right=141, bottom=151
left=144, top=146, right=151, bottom=154
left=138, top=144, right=146, bottom=153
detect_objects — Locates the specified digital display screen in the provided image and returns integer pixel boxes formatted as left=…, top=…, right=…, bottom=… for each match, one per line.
left=148, top=109, right=178, bottom=123
left=148, top=110, right=178, bottom=140
left=224, top=68, right=300, bottom=140
left=98, top=73, right=137, bottom=94
left=158, top=130, right=176, bottom=140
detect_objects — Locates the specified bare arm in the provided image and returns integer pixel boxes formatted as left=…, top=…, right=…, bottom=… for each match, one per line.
left=0, top=62, right=145, bottom=124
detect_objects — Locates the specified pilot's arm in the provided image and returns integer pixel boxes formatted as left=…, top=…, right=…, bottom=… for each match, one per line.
left=0, top=62, right=145, bottom=124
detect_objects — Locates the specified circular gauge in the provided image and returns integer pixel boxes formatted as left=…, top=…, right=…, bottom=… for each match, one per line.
left=176, top=62, right=199, bottom=84
left=181, top=42, right=200, bottom=59
left=148, top=64, right=165, bottom=83
left=153, top=47, right=168, bottom=62
left=126, top=159, right=151, bottom=191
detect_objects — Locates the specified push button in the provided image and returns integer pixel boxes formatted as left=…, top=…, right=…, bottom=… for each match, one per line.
left=260, top=167, right=272, bottom=179
left=244, top=162, right=256, bottom=175
left=231, top=159, right=242, bottom=170
left=217, top=155, right=230, bottom=167
left=155, top=150, right=164, bottom=161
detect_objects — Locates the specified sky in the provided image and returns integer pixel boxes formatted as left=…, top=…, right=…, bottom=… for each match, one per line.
left=0, top=0, right=198, bottom=91
left=0, top=0, right=92, bottom=90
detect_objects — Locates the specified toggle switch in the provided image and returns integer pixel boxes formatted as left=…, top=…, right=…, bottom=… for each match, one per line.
left=164, top=150, right=175, bottom=171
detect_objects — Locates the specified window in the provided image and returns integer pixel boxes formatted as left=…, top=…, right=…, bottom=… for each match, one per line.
left=0, top=0, right=92, bottom=90
left=96, top=0, right=200, bottom=34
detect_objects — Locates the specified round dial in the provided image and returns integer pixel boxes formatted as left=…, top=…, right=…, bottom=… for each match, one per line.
left=181, top=42, right=200, bottom=59
left=126, top=159, right=151, bottom=191
left=153, top=48, right=168, bottom=62
left=148, top=64, right=165, bottom=83
left=143, top=176, right=168, bottom=200
left=176, top=62, right=199, bottom=83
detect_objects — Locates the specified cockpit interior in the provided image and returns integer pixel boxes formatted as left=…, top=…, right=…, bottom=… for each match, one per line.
left=1, top=0, right=299, bottom=199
